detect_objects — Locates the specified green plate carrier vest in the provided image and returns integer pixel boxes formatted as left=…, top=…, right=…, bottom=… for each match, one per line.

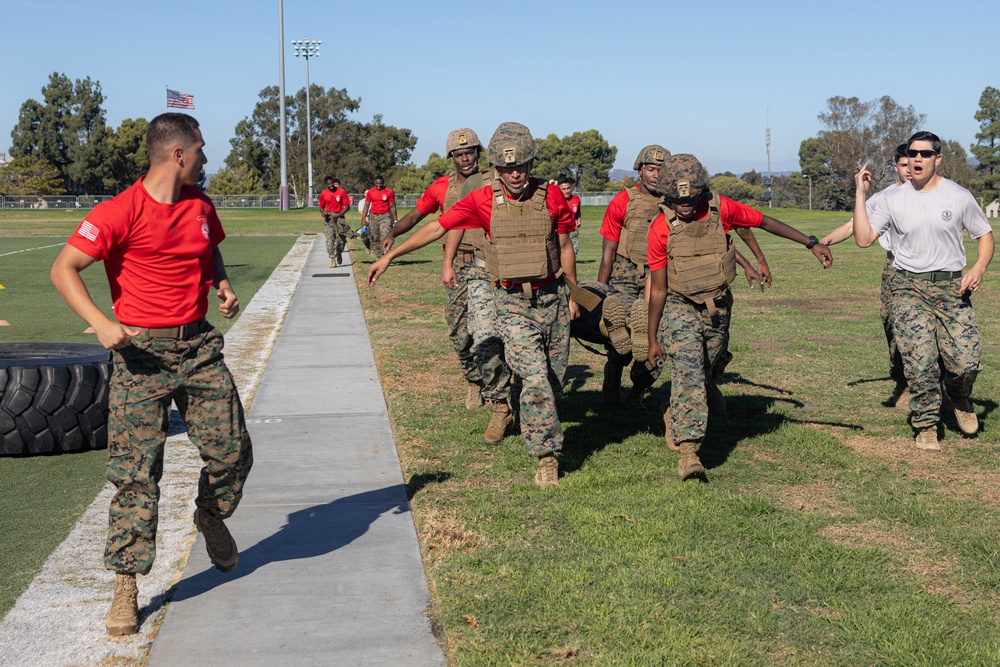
left=663, top=194, right=736, bottom=316
left=485, top=178, right=561, bottom=295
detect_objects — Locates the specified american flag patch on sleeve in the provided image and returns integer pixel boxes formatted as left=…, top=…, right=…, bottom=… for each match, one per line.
left=78, top=220, right=100, bottom=242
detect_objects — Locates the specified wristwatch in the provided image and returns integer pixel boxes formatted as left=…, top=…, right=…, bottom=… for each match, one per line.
left=806, top=235, right=820, bottom=249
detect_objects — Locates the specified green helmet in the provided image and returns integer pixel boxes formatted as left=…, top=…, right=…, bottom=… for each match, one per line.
left=657, top=154, right=710, bottom=199
left=633, top=144, right=670, bottom=170
left=487, top=122, right=539, bottom=167
left=445, top=128, right=482, bottom=157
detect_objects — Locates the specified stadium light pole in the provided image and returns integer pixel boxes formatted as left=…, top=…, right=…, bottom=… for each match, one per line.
left=292, top=36, right=321, bottom=207
left=277, top=0, right=289, bottom=210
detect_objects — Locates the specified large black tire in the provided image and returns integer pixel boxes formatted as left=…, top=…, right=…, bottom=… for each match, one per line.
left=0, top=344, right=111, bottom=457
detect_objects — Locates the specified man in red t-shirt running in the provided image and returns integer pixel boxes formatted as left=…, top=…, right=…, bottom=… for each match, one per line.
left=361, top=176, right=397, bottom=259
left=319, top=175, right=352, bottom=266
left=51, top=113, right=253, bottom=637
left=646, top=154, right=831, bottom=481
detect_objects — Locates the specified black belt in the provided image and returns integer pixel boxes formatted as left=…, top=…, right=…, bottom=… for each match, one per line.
left=130, top=317, right=210, bottom=339
left=898, top=269, right=961, bottom=282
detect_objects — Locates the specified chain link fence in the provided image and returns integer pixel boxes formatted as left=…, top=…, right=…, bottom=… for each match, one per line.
left=1, top=191, right=619, bottom=211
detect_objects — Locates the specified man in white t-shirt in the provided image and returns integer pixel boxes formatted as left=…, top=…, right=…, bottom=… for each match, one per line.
left=822, top=143, right=912, bottom=407
left=853, top=131, right=995, bottom=451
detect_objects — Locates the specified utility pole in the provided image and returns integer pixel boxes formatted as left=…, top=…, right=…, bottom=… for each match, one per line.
left=277, top=0, right=289, bottom=211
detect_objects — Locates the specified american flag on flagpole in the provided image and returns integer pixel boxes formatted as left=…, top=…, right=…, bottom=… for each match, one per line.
left=166, top=88, right=195, bottom=110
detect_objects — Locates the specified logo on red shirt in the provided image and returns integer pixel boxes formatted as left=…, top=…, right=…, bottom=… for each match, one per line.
left=382, top=195, right=388, bottom=201
left=198, top=215, right=210, bottom=240
left=78, top=220, right=100, bottom=242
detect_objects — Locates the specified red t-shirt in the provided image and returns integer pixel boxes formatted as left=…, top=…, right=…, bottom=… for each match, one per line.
left=365, top=187, right=395, bottom=215
left=438, top=180, right=574, bottom=288
left=415, top=175, right=450, bottom=215
left=438, top=180, right=574, bottom=236
left=319, top=186, right=350, bottom=214
left=598, top=188, right=634, bottom=242
left=67, top=177, right=225, bottom=328
left=647, top=196, right=763, bottom=272
left=566, top=195, right=581, bottom=229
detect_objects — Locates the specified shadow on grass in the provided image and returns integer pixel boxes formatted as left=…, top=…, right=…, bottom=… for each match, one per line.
left=157, top=484, right=411, bottom=606
left=406, top=471, right=452, bottom=500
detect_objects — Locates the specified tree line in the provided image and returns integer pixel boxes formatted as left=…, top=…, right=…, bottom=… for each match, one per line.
left=4, top=73, right=999, bottom=211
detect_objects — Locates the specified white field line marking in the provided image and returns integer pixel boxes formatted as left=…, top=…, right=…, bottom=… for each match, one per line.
left=0, top=236, right=316, bottom=667
left=0, top=242, right=65, bottom=257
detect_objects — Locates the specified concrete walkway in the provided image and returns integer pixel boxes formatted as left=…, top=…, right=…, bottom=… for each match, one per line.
left=147, top=240, right=445, bottom=666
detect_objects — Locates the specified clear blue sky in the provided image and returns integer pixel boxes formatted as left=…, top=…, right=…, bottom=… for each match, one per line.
left=2, top=0, right=995, bottom=179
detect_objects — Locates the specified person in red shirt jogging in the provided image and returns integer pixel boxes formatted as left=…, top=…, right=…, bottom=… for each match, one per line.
left=378, top=129, right=514, bottom=443
left=50, top=113, right=253, bottom=636
left=319, top=175, right=352, bottom=266
left=361, top=176, right=397, bottom=259
left=368, top=122, right=578, bottom=489
left=646, top=154, right=831, bottom=481
left=556, top=174, right=582, bottom=256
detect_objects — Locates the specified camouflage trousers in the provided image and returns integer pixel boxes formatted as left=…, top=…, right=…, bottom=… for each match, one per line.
left=106, top=326, right=253, bottom=574
left=660, top=290, right=733, bottom=445
left=880, top=256, right=906, bottom=384
left=368, top=213, right=393, bottom=259
left=890, top=272, right=982, bottom=429
left=323, top=213, right=350, bottom=260
left=467, top=266, right=511, bottom=403
left=569, top=230, right=579, bottom=256
left=493, top=281, right=569, bottom=457
left=608, top=255, right=644, bottom=302
left=444, top=260, right=481, bottom=385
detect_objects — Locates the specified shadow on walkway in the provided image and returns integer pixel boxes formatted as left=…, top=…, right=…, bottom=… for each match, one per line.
left=159, top=484, right=409, bottom=606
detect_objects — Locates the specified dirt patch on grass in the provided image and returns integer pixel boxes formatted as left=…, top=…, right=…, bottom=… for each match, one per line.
left=820, top=519, right=970, bottom=607
left=842, top=435, right=1000, bottom=511
left=762, top=482, right=854, bottom=516
left=415, top=505, right=481, bottom=564
left=777, top=297, right=864, bottom=316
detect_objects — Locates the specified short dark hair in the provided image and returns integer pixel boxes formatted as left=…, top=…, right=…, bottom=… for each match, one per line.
left=147, top=113, right=200, bottom=162
left=907, top=131, right=941, bottom=154
left=555, top=174, right=572, bottom=186
left=324, top=175, right=338, bottom=183
left=374, top=175, right=385, bottom=183
left=894, top=143, right=909, bottom=163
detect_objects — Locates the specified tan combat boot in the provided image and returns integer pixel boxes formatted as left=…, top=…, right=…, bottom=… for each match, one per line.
left=465, top=380, right=484, bottom=410
left=484, top=400, right=513, bottom=444
left=603, top=359, right=624, bottom=405
left=915, top=427, right=941, bottom=451
left=678, top=442, right=707, bottom=481
left=194, top=508, right=238, bottom=572
left=599, top=294, right=632, bottom=356
left=706, top=382, right=727, bottom=416
left=662, top=404, right=679, bottom=451
left=535, top=454, right=559, bottom=488
left=953, top=399, right=979, bottom=436
left=106, top=573, right=138, bottom=636
left=890, top=381, right=910, bottom=410
left=630, top=298, right=649, bottom=362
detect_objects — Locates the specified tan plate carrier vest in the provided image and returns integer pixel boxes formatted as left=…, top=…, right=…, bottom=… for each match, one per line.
left=616, top=186, right=662, bottom=275
left=663, top=194, right=736, bottom=317
left=485, top=178, right=561, bottom=297
left=444, top=169, right=493, bottom=256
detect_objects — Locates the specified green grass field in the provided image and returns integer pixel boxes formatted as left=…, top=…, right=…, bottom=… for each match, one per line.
left=3, top=205, right=999, bottom=665
left=354, top=206, right=1000, bottom=665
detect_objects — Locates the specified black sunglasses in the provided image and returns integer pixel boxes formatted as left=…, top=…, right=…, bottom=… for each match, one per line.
left=906, top=149, right=937, bottom=158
